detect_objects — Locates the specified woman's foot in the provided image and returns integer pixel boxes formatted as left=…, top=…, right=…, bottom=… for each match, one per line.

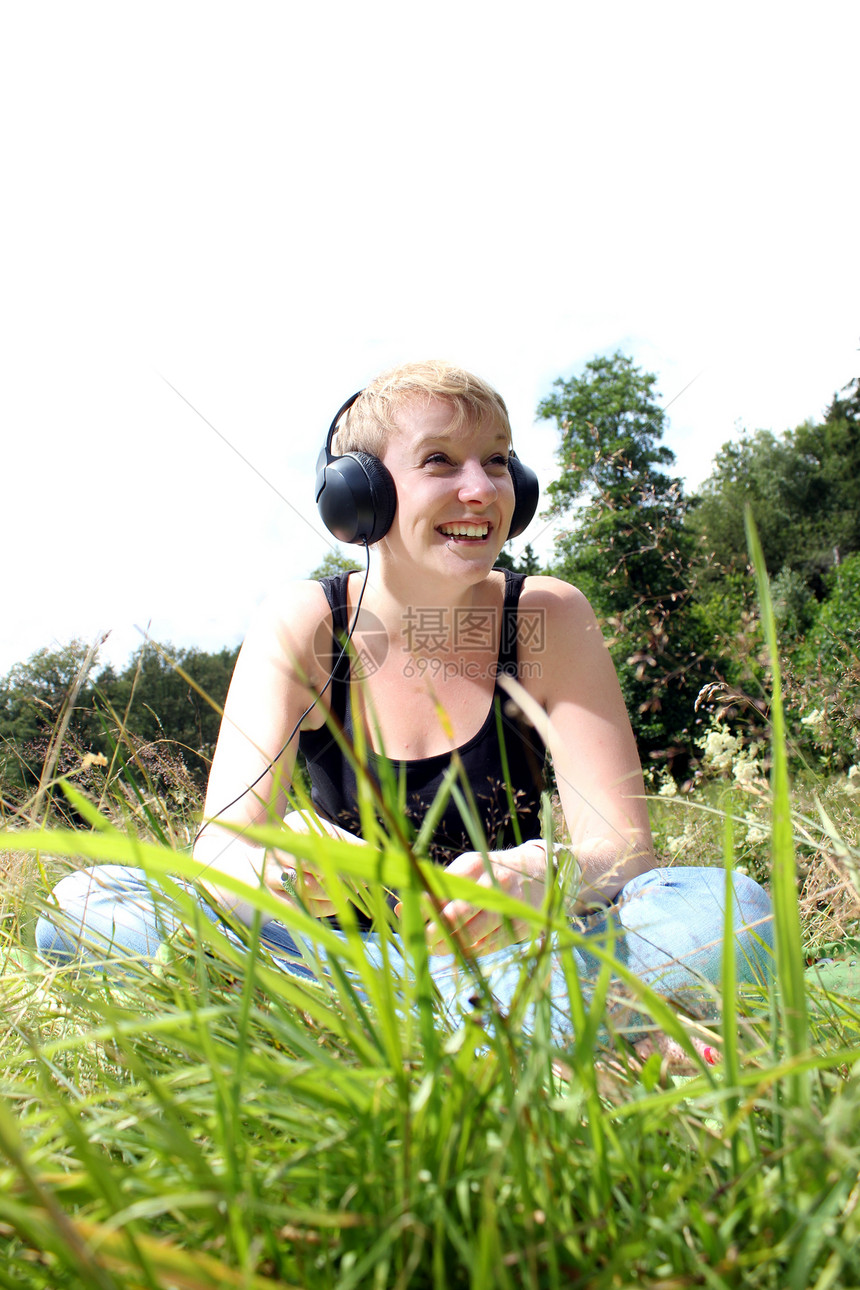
left=633, top=1030, right=720, bottom=1071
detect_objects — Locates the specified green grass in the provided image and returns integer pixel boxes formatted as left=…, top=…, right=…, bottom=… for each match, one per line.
left=1, top=793, right=858, bottom=1285
left=1, top=536, right=860, bottom=1286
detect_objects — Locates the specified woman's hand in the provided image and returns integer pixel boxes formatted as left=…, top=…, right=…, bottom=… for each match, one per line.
left=272, top=809, right=367, bottom=920
left=197, top=844, right=335, bottom=924
left=198, top=810, right=366, bottom=924
left=259, top=845, right=337, bottom=921
left=422, top=840, right=550, bottom=955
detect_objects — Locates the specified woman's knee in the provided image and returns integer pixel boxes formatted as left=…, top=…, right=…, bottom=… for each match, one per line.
left=35, top=865, right=173, bottom=964
left=722, top=869, right=775, bottom=978
left=622, top=865, right=771, bottom=925
left=615, top=865, right=774, bottom=986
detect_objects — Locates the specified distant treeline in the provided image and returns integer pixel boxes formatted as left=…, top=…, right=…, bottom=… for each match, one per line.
left=0, top=642, right=240, bottom=801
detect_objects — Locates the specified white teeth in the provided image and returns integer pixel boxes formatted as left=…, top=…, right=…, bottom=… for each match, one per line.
left=440, top=524, right=489, bottom=538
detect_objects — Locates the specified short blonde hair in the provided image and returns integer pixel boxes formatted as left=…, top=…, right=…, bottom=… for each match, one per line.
left=334, top=360, right=512, bottom=457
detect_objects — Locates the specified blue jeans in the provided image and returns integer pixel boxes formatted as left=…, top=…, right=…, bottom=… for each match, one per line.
left=35, top=865, right=774, bottom=1044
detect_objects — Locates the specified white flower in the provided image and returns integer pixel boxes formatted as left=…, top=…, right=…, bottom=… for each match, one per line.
left=733, top=757, right=761, bottom=789
left=801, top=708, right=826, bottom=730
left=698, top=724, right=741, bottom=773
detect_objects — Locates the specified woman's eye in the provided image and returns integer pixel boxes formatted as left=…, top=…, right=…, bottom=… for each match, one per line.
left=422, top=452, right=509, bottom=469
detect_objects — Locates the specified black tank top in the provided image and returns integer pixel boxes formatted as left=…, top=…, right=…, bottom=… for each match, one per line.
left=298, top=571, right=547, bottom=866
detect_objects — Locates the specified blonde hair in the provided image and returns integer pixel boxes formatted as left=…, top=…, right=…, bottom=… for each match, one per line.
left=334, top=360, right=512, bottom=457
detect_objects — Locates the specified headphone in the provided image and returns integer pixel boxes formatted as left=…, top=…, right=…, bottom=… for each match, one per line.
left=315, top=391, right=540, bottom=546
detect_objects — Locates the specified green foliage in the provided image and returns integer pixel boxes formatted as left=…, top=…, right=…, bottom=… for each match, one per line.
left=0, top=641, right=98, bottom=749
left=798, top=551, right=860, bottom=673
left=0, top=640, right=239, bottom=805
left=538, top=352, right=718, bottom=763
left=96, top=641, right=239, bottom=769
left=0, top=640, right=101, bottom=805
left=540, top=351, right=677, bottom=513
left=494, top=542, right=543, bottom=575
left=683, top=373, right=860, bottom=776
left=691, top=377, right=860, bottom=597
left=309, top=548, right=361, bottom=580
left=785, top=552, right=860, bottom=769
left=771, top=566, right=817, bottom=644
left=692, top=431, right=816, bottom=577
left=534, top=356, right=860, bottom=779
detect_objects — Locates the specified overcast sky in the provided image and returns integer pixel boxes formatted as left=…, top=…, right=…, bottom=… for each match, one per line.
left=2, top=1, right=857, bottom=677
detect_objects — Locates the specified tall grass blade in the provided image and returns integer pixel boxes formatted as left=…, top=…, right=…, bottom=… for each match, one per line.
left=745, top=506, right=809, bottom=1106
left=719, top=804, right=743, bottom=1170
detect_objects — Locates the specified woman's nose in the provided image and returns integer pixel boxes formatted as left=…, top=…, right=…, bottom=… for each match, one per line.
left=458, top=459, right=498, bottom=503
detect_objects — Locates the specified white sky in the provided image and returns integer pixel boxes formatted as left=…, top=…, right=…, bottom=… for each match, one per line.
left=2, top=1, right=858, bottom=677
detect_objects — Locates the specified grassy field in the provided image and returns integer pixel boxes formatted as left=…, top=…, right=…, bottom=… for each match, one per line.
left=1, top=570, right=859, bottom=1286
left=0, top=765, right=858, bottom=1285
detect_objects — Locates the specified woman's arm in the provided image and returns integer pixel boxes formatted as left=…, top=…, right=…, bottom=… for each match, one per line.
left=523, top=576, right=654, bottom=906
left=193, top=580, right=355, bottom=921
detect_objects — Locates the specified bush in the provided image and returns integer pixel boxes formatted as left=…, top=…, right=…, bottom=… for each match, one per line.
left=787, top=553, right=860, bottom=769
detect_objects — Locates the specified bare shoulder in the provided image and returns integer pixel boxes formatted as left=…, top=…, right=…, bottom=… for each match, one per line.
left=238, top=578, right=334, bottom=689
left=517, top=576, right=613, bottom=704
left=256, top=577, right=332, bottom=632
left=518, top=574, right=599, bottom=630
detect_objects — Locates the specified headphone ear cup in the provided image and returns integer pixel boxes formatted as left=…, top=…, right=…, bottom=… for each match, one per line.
left=316, top=451, right=397, bottom=545
left=506, top=455, right=540, bottom=540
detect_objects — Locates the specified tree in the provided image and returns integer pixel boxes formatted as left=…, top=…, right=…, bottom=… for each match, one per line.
left=0, top=641, right=101, bottom=795
left=690, top=373, right=860, bottom=597
left=495, top=542, right=543, bottom=575
left=309, top=549, right=361, bottom=580
left=538, top=352, right=714, bottom=761
left=794, top=375, right=860, bottom=567
left=786, top=551, right=860, bottom=769
left=692, top=429, right=833, bottom=592
left=824, top=373, right=860, bottom=428
left=0, top=639, right=240, bottom=803
left=542, top=352, right=677, bottom=515
left=94, top=643, right=239, bottom=785
left=680, top=369, right=860, bottom=760
left=0, top=642, right=98, bottom=745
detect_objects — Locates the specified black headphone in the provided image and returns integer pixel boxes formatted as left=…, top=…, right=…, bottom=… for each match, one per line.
left=315, top=391, right=540, bottom=546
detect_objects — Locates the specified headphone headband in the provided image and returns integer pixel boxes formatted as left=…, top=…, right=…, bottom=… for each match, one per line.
left=321, top=392, right=363, bottom=461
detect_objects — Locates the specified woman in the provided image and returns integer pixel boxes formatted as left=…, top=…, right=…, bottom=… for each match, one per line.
left=37, top=361, right=773, bottom=1058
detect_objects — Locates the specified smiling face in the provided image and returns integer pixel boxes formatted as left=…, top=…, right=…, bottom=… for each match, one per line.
left=379, top=395, right=515, bottom=581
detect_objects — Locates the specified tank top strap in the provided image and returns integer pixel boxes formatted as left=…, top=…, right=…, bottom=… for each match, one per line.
left=316, top=572, right=353, bottom=722
left=498, top=570, right=526, bottom=675
left=318, top=572, right=352, bottom=636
